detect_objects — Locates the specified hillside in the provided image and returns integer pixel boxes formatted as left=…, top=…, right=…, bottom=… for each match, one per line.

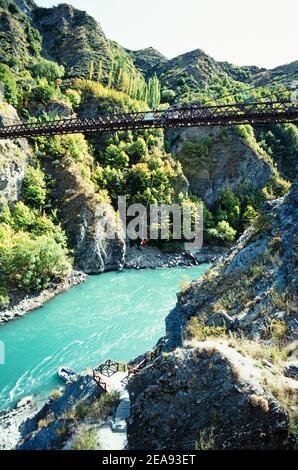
left=0, top=0, right=295, bottom=307
left=128, top=47, right=167, bottom=78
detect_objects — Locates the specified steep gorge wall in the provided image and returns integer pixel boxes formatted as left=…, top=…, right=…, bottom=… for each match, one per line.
left=167, top=125, right=274, bottom=207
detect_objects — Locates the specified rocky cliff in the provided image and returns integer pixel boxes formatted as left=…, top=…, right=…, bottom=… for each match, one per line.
left=167, top=125, right=273, bottom=207
left=0, top=102, right=32, bottom=211
left=128, top=341, right=296, bottom=450
left=43, top=154, right=125, bottom=274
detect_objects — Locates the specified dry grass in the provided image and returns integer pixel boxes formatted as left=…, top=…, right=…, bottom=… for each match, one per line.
left=49, top=388, right=63, bottom=401
left=37, top=414, right=54, bottom=430
left=226, top=335, right=290, bottom=371
left=185, top=317, right=226, bottom=342
left=249, top=394, right=269, bottom=413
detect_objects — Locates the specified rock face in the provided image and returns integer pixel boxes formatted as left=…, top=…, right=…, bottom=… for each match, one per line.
left=44, top=155, right=125, bottom=274
left=0, top=395, right=39, bottom=450
left=127, top=341, right=293, bottom=450
left=33, top=3, right=141, bottom=82
left=15, top=0, right=36, bottom=15
left=166, top=179, right=298, bottom=347
left=167, top=126, right=273, bottom=207
left=0, top=103, right=32, bottom=212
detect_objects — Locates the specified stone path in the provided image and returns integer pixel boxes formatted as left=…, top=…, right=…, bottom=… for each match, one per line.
left=96, top=371, right=130, bottom=449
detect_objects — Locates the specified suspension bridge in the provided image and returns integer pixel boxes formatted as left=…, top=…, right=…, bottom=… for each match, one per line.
left=0, top=100, right=297, bottom=140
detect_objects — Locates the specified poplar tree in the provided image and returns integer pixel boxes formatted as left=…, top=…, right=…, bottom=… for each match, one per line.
left=88, top=60, right=94, bottom=81
left=108, top=59, right=114, bottom=88
left=97, top=59, right=103, bottom=83
left=148, top=74, right=161, bottom=108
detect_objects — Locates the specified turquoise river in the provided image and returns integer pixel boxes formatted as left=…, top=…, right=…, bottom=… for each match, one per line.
left=0, top=265, right=209, bottom=410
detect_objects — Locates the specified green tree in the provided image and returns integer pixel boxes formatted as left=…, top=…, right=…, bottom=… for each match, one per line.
left=108, top=59, right=114, bottom=88
left=0, top=64, right=18, bottom=106
left=0, top=225, right=71, bottom=292
left=127, top=137, right=147, bottom=163
left=11, top=202, right=36, bottom=230
left=207, top=220, right=237, bottom=244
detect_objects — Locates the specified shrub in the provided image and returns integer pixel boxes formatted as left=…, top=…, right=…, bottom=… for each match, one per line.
left=29, top=78, right=58, bottom=105
left=65, top=89, right=81, bottom=107
left=249, top=394, right=269, bottom=412
left=74, top=391, right=120, bottom=421
left=10, top=202, right=36, bottom=230
left=243, top=204, right=258, bottom=227
left=270, top=319, right=288, bottom=345
left=262, top=174, right=291, bottom=200
left=33, top=215, right=68, bottom=248
left=0, top=225, right=72, bottom=291
left=253, top=213, right=271, bottom=235
left=196, top=428, right=215, bottom=450
left=103, top=144, right=129, bottom=168
left=127, top=137, right=148, bottom=163
left=21, top=166, right=47, bottom=209
left=185, top=317, right=226, bottom=342
left=71, top=427, right=99, bottom=451
left=31, top=59, right=65, bottom=82
left=207, top=220, right=237, bottom=244
left=45, top=134, right=90, bottom=163
left=0, top=287, right=9, bottom=308
left=50, top=388, right=63, bottom=401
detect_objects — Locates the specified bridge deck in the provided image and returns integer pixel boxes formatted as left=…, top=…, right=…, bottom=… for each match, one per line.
left=0, top=100, right=297, bottom=140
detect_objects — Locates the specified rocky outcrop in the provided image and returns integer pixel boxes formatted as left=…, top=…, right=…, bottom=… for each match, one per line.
left=167, top=125, right=273, bottom=207
left=0, top=395, right=40, bottom=450
left=166, top=179, right=298, bottom=347
left=129, top=47, right=167, bottom=78
left=0, top=103, right=32, bottom=212
left=18, top=371, right=100, bottom=450
left=27, top=98, right=73, bottom=119
left=128, top=341, right=295, bottom=450
left=43, top=155, right=125, bottom=274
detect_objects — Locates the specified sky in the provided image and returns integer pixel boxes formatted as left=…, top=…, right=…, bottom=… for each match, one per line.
left=35, top=0, right=298, bottom=69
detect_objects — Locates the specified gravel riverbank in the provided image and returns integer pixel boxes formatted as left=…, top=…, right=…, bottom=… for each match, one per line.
left=0, top=271, right=88, bottom=324
left=125, top=245, right=227, bottom=269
